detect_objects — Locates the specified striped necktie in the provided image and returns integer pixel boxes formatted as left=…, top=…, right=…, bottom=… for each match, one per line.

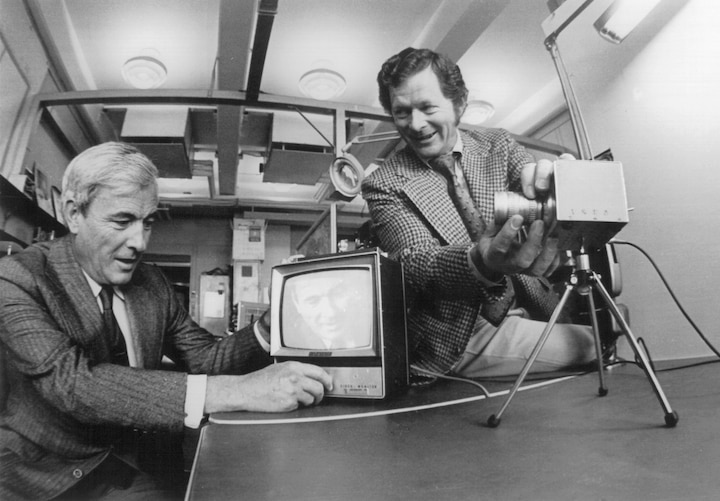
left=99, top=286, right=129, bottom=365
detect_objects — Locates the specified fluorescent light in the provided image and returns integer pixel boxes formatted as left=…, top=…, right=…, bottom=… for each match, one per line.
left=594, top=0, right=662, bottom=44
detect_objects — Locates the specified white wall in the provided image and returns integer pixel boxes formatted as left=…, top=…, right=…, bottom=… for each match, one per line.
left=565, top=0, right=720, bottom=361
left=0, top=0, right=56, bottom=176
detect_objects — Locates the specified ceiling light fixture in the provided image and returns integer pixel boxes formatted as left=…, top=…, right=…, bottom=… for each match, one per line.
left=298, top=68, right=346, bottom=101
left=594, top=0, right=662, bottom=44
left=122, top=53, right=167, bottom=89
left=462, top=100, right=495, bottom=125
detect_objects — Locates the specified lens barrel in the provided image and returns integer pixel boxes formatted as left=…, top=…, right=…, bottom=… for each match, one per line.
left=493, top=192, right=555, bottom=227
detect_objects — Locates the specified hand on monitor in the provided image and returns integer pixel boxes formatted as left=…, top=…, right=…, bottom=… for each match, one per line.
left=205, top=361, right=334, bottom=414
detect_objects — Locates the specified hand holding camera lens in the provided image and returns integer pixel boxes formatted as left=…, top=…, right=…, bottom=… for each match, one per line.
left=472, top=158, right=562, bottom=280
left=520, top=157, right=557, bottom=200
left=476, top=215, right=561, bottom=279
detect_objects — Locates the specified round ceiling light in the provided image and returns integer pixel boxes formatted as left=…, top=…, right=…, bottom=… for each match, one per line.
left=122, top=55, right=167, bottom=89
left=298, top=68, right=347, bottom=101
left=462, top=100, right=495, bottom=125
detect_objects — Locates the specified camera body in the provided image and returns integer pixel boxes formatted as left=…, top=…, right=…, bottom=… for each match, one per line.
left=494, top=159, right=629, bottom=251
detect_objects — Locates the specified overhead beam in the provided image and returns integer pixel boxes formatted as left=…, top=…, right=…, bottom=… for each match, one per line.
left=216, top=0, right=257, bottom=195
left=34, top=89, right=387, bottom=118
left=410, top=0, right=508, bottom=63
left=433, top=0, right=508, bottom=62
left=246, top=0, right=278, bottom=102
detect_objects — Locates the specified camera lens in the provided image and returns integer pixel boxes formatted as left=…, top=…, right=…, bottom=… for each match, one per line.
left=493, top=192, right=556, bottom=228
left=494, top=192, right=540, bottom=225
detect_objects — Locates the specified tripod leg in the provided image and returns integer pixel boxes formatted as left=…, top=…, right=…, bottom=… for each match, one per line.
left=591, top=272, right=679, bottom=427
left=584, top=287, right=608, bottom=396
left=487, top=284, right=573, bottom=427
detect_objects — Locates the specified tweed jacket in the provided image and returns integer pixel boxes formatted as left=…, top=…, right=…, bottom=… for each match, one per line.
left=362, top=128, right=557, bottom=374
left=0, top=235, right=271, bottom=500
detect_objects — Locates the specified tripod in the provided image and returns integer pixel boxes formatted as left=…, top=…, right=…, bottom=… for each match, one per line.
left=486, top=248, right=679, bottom=428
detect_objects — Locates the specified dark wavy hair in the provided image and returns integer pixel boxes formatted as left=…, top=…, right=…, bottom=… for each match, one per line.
left=377, top=47, right=469, bottom=116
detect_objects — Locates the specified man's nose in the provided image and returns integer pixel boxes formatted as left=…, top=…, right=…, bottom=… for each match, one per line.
left=126, top=222, right=149, bottom=252
left=408, top=109, right=427, bottom=130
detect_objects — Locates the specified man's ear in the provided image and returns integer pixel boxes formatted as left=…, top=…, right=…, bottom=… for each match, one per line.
left=64, top=200, right=81, bottom=234
left=455, top=101, right=468, bottom=125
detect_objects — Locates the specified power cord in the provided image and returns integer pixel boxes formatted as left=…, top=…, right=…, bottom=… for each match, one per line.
left=410, top=365, right=490, bottom=398
left=408, top=239, right=718, bottom=392
left=611, top=239, right=720, bottom=361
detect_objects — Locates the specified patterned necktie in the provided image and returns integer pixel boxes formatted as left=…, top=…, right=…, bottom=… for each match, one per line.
left=430, top=153, right=484, bottom=241
left=99, top=286, right=129, bottom=365
left=429, top=153, right=516, bottom=325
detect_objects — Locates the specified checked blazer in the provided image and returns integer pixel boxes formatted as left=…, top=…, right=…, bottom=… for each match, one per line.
left=0, top=235, right=272, bottom=500
left=362, top=128, right=559, bottom=374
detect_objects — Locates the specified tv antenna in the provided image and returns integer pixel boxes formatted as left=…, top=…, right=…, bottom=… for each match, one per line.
left=486, top=245, right=679, bottom=428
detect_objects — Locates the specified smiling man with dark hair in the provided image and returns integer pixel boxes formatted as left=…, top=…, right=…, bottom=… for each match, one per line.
left=363, top=48, right=594, bottom=378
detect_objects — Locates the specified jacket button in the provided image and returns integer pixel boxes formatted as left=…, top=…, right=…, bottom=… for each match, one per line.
left=72, top=469, right=83, bottom=479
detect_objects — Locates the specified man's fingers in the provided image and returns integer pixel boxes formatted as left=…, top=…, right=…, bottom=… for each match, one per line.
left=520, top=164, right=536, bottom=199
left=512, top=220, right=545, bottom=269
left=281, top=362, right=334, bottom=407
left=543, top=252, right=562, bottom=278
left=530, top=235, right=559, bottom=277
left=300, top=378, right=328, bottom=406
left=485, top=215, right=524, bottom=260
left=534, top=159, right=554, bottom=194
left=521, top=159, right=555, bottom=199
left=295, top=362, right=334, bottom=392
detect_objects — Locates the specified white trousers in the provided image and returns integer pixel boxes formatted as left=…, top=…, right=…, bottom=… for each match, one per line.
left=451, top=309, right=595, bottom=378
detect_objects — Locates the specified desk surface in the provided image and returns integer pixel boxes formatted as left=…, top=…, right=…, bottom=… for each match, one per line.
left=186, top=361, right=720, bottom=501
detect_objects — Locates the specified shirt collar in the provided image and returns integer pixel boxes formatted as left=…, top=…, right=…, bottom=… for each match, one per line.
left=82, top=271, right=125, bottom=301
left=453, top=131, right=464, bottom=156
left=421, top=130, right=464, bottom=169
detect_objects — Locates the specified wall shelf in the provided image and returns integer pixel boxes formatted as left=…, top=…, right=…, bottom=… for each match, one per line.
left=0, top=175, right=67, bottom=245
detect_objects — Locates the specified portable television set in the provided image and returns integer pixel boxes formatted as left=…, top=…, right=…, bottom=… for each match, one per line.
left=270, top=248, right=408, bottom=399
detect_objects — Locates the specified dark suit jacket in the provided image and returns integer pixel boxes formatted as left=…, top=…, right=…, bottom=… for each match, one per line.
left=0, top=235, right=271, bottom=500
left=362, top=128, right=557, bottom=374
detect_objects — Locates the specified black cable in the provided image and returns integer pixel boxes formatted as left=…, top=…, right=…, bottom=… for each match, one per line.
left=410, top=238, right=718, bottom=392
left=611, top=239, right=720, bottom=360
left=607, top=355, right=720, bottom=373
left=635, top=336, right=656, bottom=373
left=410, top=365, right=490, bottom=398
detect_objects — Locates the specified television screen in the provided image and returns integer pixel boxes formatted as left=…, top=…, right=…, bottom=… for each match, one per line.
left=270, top=248, right=409, bottom=399
left=280, top=268, right=373, bottom=350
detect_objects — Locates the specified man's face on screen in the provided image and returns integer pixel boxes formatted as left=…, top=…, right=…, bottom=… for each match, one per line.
left=292, top=276, right=354, bottom=343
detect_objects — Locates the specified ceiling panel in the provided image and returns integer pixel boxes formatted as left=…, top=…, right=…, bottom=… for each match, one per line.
left=28, top=0, right=573, bottom=219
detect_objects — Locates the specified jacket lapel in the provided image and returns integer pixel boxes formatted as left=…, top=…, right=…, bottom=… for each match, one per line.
left=46, top=237, right=111, bottom=357
left=460, top=130, right=497, bottom=226
left=398, top=152, right=471, bottom=245
left=48, top=237, right=163, bottom=367
left=122, top=271, right=164, bottom=368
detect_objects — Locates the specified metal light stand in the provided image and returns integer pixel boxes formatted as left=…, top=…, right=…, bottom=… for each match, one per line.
left=486, top=248, right=679, bottom=428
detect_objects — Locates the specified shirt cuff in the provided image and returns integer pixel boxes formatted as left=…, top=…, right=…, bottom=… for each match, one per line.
left=254, top=320, right=271, bottom=352
left=184, top=374, right=208, bottom=428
